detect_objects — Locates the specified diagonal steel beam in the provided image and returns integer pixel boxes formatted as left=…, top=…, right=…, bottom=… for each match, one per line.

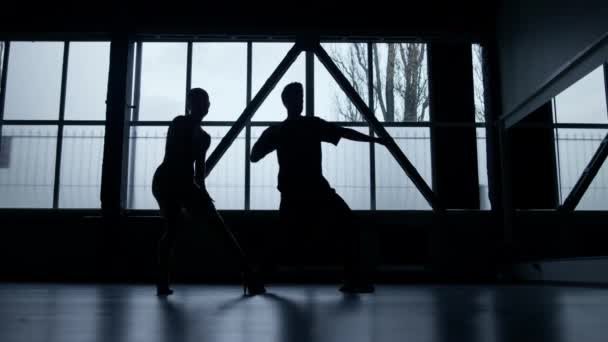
left=560, top=64, right=608, bottom=212
left=205, top=43, right=302, bottom=175
left=560, top=132, right=608, bottom=211
left=0, top=42, right=10, bottom=155
left=314, top=43, right=443, bottom=211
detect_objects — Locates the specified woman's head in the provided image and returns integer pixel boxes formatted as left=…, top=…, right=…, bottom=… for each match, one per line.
left=186, top=88, right=210, bottom=121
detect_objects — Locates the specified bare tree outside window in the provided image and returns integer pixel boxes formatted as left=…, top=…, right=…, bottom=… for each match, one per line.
left=329, top=43, right=486, bottom=123
left=329, top=43, right=429, bottom=122
left=472, top=44, right=486, bottom=122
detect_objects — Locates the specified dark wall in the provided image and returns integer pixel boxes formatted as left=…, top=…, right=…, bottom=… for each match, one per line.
left=3, top=209, right=608, bottom=283
left=496, top=0, right=608, bottom=117
left=0, top=210, right=499, bottom=283
left=509, top=102, right=559, bottom=209
left=428, top=43, right=480, bottom=209
left=0, top=1, right=494, bottom=40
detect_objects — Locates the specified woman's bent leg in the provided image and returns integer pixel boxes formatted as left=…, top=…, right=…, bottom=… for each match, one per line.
left=157, top=207, right=180, bottom=295
left=186, top=186, right=265, bottom=295
left=153, top=171, right=181, bottom=296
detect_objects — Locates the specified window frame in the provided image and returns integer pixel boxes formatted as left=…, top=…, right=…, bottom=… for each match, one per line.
left=126, top=39, right=447, bottom=211
left=0, top=37, right=492, bottom=211
left=0, top=40, right=108, bottom=209
left=551, top=64, right=608, bottom=209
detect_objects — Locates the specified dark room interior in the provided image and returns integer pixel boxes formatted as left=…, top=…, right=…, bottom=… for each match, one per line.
left=1, top=0, right=607, bottom=341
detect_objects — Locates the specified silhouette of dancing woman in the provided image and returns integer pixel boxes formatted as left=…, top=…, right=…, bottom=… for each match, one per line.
left=152, top=88, right=265, bottom=296
left=251, top=82, right=387, bottom=293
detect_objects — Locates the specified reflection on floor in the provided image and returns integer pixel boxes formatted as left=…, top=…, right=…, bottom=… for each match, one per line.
left=1, top=283, right=607, bottom=342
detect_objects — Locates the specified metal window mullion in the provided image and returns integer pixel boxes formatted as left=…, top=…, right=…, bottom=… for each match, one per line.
left=0, top=41, right=10, bottom=151
left=245, top=41, right=252, bottom=210
left=0, top=41, right=9, bottom=121
left=127, top=42, right=143, bottom=209
left=132, top=42, right=143, bottom=122
left=604, top=63, right=608, bottom=122
left=368, top=42, right=376, bottom=210
left=552, top=98, right=563, bottom=203
left=53, top=41, right=70, bottom=209
left=306, top=50, right=314, bottom=116
left=186, top=41, right=193, bottom=114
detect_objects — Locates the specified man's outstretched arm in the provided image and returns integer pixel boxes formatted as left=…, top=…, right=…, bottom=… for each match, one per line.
left=250, top=129, right=277, bottom=163
left=339, top=127, right=389, bottom=145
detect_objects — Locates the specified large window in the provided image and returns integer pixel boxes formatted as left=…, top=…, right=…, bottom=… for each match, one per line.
left=0, top=39, right=489, bottom=211
left=124, top=40, right=489, bottom=211
left=0, top=41, right=109, bottom=208
left=553, top=65, right=608, bottom=210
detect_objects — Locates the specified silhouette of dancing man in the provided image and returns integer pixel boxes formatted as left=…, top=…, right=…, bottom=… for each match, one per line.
left=251, top=82, right=387, bottom=293
left=152, top=88, right=265, bottom=296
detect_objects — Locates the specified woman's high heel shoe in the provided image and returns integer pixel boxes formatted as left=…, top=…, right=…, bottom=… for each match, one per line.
left=242, top=270, right=266, bottom=296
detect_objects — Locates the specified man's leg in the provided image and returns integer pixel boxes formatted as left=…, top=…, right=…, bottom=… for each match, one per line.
left=325, top=191, right=374, bottom=293
left=279, top=197, right=312, bottom=274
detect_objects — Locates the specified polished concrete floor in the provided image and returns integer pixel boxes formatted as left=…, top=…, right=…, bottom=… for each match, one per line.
left=1, top=283, right=608, bottom=342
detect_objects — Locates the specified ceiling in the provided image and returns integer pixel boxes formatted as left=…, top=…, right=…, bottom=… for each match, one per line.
left=1, top=0, right=496, bottom=41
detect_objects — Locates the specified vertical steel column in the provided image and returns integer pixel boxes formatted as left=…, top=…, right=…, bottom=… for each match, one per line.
left=245, top=42, right=253, bottom=210
left=52, top=41, right=70, bottom=208
left=367, top=42, right=376, bottom=210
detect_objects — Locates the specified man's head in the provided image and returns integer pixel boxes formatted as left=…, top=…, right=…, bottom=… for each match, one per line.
left=187, top=87, right=210, bottom=122
left=281, top=82, right=303, bottom=117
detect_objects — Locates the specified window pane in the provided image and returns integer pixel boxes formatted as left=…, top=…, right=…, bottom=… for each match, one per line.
left=127, top=126, right=166, bottom=209
left=206, top=127, right=245, bottom=209
left=473, top=44, right=486, bottom=123
left=192, top=43, right=247, bottom=122
left=323, top=126, right=371, bottom=209
left=64, top=42, right=110, bottom=120
left=554, top=128, right=608, bottom=207
left=375, top=127, right=431, bottom=210
left=316, top=43, right=368, bottom=122
left=0, top=125, right=57, bottom=208
left=477, top=128, right=490, bottom=209
left=58, top=126, right=104, bottom=208
left=250, top=126, right=280, bottom=209
left=554, top=66, right=607, bottom=124
left=138, top=43, right=187, bottom=121
left=4, top=42, right=63, bottom=120
left=372, top=43, right=429, bottom=122
left=252, top=43, right=305, bottom=121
